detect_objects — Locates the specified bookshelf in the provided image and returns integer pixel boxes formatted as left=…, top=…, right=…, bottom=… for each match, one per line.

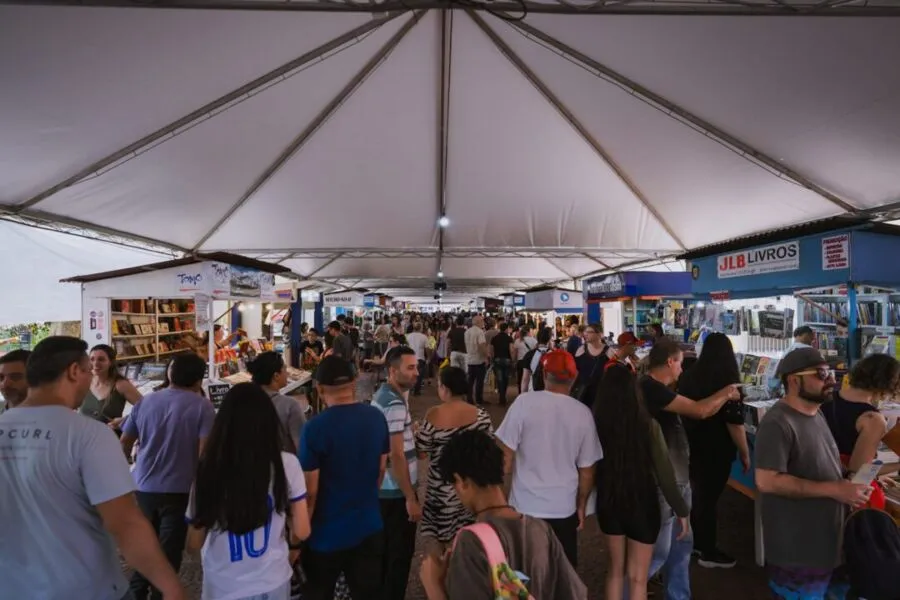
left=110, top=298, right=197, bottom=362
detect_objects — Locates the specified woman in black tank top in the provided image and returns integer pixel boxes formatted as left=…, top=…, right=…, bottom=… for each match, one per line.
left=822, top=354, right=899, bottom=477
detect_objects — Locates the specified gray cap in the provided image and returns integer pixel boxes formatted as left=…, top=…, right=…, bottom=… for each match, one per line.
left=775, top=347, right=827, bottom=378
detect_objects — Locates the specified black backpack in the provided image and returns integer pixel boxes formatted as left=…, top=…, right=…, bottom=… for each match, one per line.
left=843, top=508, right=900, bottom=600
left=523, top=347, right=547, bottom=392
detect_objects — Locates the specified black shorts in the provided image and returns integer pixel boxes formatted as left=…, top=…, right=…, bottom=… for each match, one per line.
left=596, top=496, right=661, bottom=545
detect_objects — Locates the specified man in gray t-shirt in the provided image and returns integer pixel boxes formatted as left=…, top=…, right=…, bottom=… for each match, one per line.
left=755, top=348, right=870, bottom=598
left=0, top=336, right=184, bottom=600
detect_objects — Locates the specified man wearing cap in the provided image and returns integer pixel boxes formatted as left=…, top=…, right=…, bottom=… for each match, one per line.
left=609, top=332, right=640, bottom=372
left=298, top=356, right=390, bottom=600
left=755, top=347, right=871, bottom=600
left=496, top=349, right=604, bottom=568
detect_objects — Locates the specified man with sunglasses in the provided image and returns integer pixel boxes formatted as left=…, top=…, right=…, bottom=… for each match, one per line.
left=756, top=347, right=872, bottom=600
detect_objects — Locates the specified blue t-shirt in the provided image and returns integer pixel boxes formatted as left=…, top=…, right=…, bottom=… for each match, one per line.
left=122, top=388, right=215, bottom=494
left=298, top=402, right=390, bottom=552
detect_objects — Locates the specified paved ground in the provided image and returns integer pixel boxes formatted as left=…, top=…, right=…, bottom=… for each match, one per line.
left=148, top=377, right=772, bottom=599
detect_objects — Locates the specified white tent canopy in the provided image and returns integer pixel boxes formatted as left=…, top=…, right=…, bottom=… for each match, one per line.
left=2, top=2, right=900, bottom=298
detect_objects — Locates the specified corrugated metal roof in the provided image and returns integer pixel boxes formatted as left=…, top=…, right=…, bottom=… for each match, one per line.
left=60, top=252, right=291, bottom=283
left=677, top=216, right=900, bottom=260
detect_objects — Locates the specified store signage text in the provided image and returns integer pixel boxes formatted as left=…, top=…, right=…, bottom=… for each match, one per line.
left=587, top=275, right=625, bottom=297
left=177, top=272, right=203, bottom=289
left=717, top=241, right=799, bottom=279
left=821, top=234, right=850, bottom=271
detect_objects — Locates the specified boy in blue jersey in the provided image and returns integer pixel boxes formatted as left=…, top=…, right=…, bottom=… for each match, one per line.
left=298, top=356, right=390, bottom=600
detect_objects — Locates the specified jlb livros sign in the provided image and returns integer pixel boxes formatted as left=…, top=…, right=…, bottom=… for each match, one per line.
left=717, top=241, right=800, bottom=279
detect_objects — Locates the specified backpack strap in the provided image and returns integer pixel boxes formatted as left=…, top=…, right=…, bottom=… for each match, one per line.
left=452, top=522, right=508, bottom=568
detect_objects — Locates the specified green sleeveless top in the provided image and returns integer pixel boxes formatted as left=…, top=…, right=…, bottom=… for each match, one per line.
left=79, top=382, right=128, bottom=423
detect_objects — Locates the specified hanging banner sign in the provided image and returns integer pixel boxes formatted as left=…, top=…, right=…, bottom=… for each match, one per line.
left=821, top=234, right=850, bottom=271
left=585, top=274, right=626, bottom=298
left=717, top=241, right=800, bottom=279
left=710, top=290, right=730, bottom=301
left=324, top=292, right=364, bottom=307
left=258, top=272, right=276, bottom=301
left=195, top=293, right=211, bottom=331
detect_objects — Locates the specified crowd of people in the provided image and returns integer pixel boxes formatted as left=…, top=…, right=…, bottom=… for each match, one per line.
left=1, top=309, right=898, bottom=600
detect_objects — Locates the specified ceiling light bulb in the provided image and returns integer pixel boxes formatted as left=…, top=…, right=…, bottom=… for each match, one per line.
left=438, top=216, right=450, bottom=228
left=437, top=271, right=444, bottom=278
left=237, top=304, right=246, bottom=312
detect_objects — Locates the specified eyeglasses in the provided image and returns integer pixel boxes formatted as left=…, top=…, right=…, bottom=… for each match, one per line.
left=793, top=368, right=835, bottom=381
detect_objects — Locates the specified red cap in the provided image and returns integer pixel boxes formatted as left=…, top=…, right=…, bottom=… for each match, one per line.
left=541, top=350, right=578, bottom=381
left=617, top=332, right=639, bottom=346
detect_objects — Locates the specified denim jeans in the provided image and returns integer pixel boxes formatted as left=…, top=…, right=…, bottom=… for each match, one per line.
left=650, top=484, right=694, bottom=600
left=414, top=359, right=426, bottom=394
left=493, top=358, right=512, bottom=405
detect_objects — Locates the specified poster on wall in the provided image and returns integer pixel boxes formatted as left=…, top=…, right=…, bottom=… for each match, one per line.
left=230, top=265, right=261, bottom=298
left=83, top=297, right=110, bottom=345
left=258, top=272, right=276, bottom=301
left=717, top=241, right=800, bottom=279
left=821, top=234, right=850, bottom=271
left=205, top=262, right=231, bottom=298
left=195, top=294, right=211, bottom=331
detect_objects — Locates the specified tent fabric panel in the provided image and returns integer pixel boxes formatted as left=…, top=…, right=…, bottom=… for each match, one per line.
left=495, top=20, right=842, bottom=249
left=38, top=21, right=406, bottom=249
left=0, top=5, right=369, bottom=203
left=201, top=12, right=439, bottom=251
left=0, top=221, right=167, bottom=326
left=442, top=13, right=681, bottom=252
left=526, top=14, right=900, bottom=208
left=309, top=257, right=437, bottom=279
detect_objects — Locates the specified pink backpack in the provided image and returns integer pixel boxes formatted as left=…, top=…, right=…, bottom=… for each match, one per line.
left=453, top=523, right=535, bottom=599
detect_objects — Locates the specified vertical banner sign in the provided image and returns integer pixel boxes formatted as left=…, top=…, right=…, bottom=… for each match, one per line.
left=717, top=241, right=800, bottom=279
left=821, top=234, right=850, bottom=271
left=195, top=294, right=211, bottom=331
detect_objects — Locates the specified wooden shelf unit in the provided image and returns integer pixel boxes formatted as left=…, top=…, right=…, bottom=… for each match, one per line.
left=109, top=298, right=198, bottom=362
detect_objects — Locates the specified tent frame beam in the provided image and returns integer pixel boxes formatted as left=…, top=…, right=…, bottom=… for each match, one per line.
left=468, top=10, right=687, bottom=250
left=14, top=11, right=406, bottom=212
left=5, top=0, right=900, bottom=16
left=190, top=11, right=424, bottom=250
left=227, top=247, right=672, bottom=259
left=435, top=8, right=453, bottom=277
left=0, top=205, right=186, bottom=256
left=509, top=18, right=859, bottom=213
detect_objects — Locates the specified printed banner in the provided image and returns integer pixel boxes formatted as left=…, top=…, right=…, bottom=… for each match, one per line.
left=821, top=234, right=850, bottom=271
left=717, top=241, right=800, bottom=279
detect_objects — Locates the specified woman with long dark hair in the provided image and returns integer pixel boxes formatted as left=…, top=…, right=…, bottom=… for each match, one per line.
left=80, top=344, right=141, bottom=427
left=677, top=332, right=748, bottom=569
left=594, top=364, right=689, bottom=600
left=187, top=383, right=311, bottom=600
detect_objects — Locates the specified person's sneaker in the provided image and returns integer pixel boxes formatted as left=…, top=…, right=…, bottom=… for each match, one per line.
left=697, top=549, right=737, bottom=569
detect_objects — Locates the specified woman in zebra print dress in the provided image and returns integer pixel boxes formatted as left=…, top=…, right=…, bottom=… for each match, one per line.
left=415, top=367, right=494, bottom=554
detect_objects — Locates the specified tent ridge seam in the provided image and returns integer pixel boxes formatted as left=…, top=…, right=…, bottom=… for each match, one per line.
left=468, top=10, right=686, bottom=250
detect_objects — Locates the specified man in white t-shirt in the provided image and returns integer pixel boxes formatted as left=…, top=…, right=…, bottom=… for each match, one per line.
left=405, top=322, right=429, bottom=396
left=495, top=349, right=603, bottom=568
left=0, top=336, right=185, bottom=600
left=464, top=315, right=489, bottom=405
